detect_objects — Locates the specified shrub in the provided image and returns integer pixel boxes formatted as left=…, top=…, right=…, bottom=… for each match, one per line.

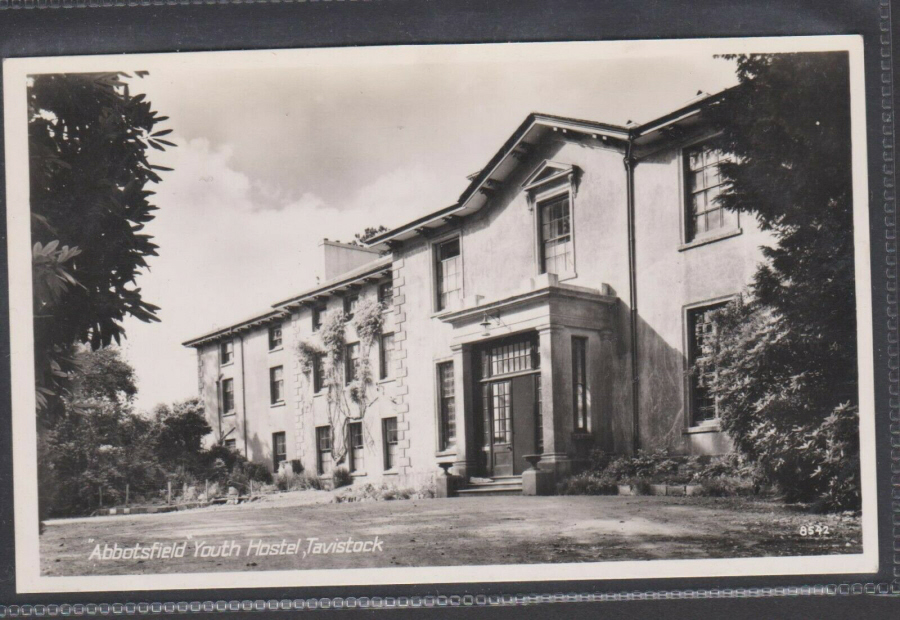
left=244, top=462, right=273, bottom=484
left=696, top=476, right=759, bottom=497
left=332, top=467, right=353, bottom=489
left=290, top=459, right=304, bottom=474
left=333, top=481, right=434, bottom=503
left=557, top=471, right=618, bottom=496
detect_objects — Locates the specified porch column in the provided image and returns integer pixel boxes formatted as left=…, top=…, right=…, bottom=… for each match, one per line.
left=450, top=343, right=477, bottom=479
left=537, top=326, right=573, bottom=480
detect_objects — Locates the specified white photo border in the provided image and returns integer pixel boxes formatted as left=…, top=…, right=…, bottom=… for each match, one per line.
left=3, top=34, right=878, bottom=594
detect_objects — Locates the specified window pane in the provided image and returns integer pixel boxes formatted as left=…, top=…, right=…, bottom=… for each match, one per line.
left=438, top=362, right=456, bottom=450
left=270, top=366, right=284, bottom=403
left=540, top=196, right=573, bottom=275
left=572, top=337, right=588, bottom=431
left=436, top=238, right=462, bottom=310
left=380, top=334, right=394, bottom=380
left=688, top=304, right=727, bottom=424
left=685, top=145, right=733, bottom=242
left=346, top=343, right=360, bottom=383
left=222, top=378, right=235, bottom=414
left=383, top=418, right=398, bottom=470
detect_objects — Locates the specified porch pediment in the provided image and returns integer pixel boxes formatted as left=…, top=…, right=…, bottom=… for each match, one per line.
left=438, top=273, right=618, bottom=346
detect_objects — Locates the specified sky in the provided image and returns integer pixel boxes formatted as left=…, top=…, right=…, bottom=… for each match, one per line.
left=112, top=43, right=740, bottom=413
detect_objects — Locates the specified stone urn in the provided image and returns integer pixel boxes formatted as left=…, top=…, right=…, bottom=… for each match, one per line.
left=523, top=454, right=542, bottom=471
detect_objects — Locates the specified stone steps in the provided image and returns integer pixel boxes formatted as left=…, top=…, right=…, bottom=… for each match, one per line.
left=457, top=476, right=523, bottom=497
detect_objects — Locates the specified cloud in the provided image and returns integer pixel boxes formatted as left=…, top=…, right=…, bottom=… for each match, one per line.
left=120, top=138, right=460, bottom=413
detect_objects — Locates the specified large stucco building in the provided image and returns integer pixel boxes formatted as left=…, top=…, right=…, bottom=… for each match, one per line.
left=183, top=91, right=770, bottom=490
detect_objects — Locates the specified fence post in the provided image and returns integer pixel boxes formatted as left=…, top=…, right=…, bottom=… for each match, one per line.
left=167, top=481, right=172, bottom=505
left=250, top=480, right=254, bottom=497
left=99, top=486, right=103, bottom=509
left=205, top=479, right=209, bottom=501
left=125, top=483, right=129, bottom=507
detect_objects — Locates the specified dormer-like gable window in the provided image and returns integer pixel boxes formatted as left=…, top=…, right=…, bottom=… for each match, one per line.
left=523, top=161, right=580, bottom=278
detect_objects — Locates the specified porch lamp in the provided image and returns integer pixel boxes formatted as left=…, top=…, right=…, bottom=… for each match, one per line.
left=480, top=313, right=492, bottom=336
left=480, top=312, right=502, bottom=336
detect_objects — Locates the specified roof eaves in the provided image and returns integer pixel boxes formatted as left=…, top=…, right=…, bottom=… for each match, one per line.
left=271, top=255, right=393, bottom=309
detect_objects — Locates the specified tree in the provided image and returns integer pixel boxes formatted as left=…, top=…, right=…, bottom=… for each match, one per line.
left=351, top=225, right=390, bottom=246
left=41, top=346, right=163, bottom=517
left=697, top=53, right=859, bottom=509
left=29, top=72, right=174, bottom=415
left=152, top=398, right=212, bottom=475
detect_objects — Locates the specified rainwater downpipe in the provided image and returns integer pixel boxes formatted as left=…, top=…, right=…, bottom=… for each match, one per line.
left=624, top=136, right=640, bottom=454
left=239, top=333, right=249, bottom=459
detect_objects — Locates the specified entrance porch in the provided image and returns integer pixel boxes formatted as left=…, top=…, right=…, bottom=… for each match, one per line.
left=437, top=274, right=618, bottom=487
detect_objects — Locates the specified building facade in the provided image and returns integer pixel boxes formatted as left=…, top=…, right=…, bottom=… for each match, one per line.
left=184, top=93, right=772, bottom=487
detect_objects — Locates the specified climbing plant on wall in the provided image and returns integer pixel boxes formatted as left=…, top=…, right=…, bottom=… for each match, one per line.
left=295, top=296, right=385, bottom=465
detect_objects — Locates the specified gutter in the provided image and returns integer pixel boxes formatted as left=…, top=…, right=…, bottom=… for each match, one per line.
left=624, top=134, right=640, bottom=454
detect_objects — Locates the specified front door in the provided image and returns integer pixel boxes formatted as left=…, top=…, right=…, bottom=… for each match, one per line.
left=476, top=334, right=540, bottom=477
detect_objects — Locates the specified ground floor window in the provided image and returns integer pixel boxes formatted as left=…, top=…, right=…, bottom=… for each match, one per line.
left=437, top=362, right=456, bottom=450
left=572, top=337, right=588, bottom=431
left=687, top=302, right=727, bottom=425
left=272, top=431, right=286, bottom=471
left=348, top=421, right=364, bottom=474
left=224, top=438, right=236, bottom=451
left=382, top=417, right=398, bottom=470
left=316, top=426, right=333, bottom=475
left=535, top=378, right=544, bottom=453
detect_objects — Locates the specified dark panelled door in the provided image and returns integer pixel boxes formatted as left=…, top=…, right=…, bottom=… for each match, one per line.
left=477, top=332, right=541, bottom=478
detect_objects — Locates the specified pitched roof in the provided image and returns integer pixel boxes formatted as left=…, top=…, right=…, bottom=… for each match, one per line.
left=363, top=89, right=732, bottom=247
left=182, top=254, right=392, bottom=348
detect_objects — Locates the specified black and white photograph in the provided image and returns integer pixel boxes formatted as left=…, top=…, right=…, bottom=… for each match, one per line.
left=4, top=35, right=877, bottom=594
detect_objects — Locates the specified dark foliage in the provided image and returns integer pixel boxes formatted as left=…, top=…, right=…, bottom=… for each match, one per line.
left=29, top=72, right=174, bottom=415
left=696, top=53, right=860, bottom=510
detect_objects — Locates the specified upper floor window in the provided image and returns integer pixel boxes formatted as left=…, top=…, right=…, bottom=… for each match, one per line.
left=435, top=237, right=462, bottom=311
left=345, top=342, right=360, bottom=384
left=221, top=378, right=235, bottom=415
left=379, top=333, right=395, bottom=380
left=268, top=325, right=283, bottom=350
left=378, top=280, right=393, bottom=307
left=687, top=302, right=727, bottom=425
left=269, top=366, right=284, bottom=405
left=684, top=144, right=736, bottom=242
left=344, top=294, right=359, bottom=320
left=312, top=353, right=326, bottom=393
left=312, top=304, right=326, bottom=332
left=539, top=195, right=574, bottom=275
left=220, top=340, right=234, bottom=365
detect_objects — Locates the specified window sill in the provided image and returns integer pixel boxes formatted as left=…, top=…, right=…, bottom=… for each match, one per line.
left=313, top=391, right=325, bottom=399
left=220, top=361, right=234, bottom=368
left=268, top=347, right=284, bottom=354
left=435, top=449, right=457, bottom=459
left=377, top=377, right=395, bottom=385
left=222, top=412, right=236, bottom=418
left=683, top=420, right=722, bottom=434
left=270, top=401, right=286, bottom=409
left=383, top=470, right=399, bottom=476
left=556, top=270, right=578, bottom=283
left=350, top=471, right=367, bottom=478
left=678, top=228, right=742, bottom=252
